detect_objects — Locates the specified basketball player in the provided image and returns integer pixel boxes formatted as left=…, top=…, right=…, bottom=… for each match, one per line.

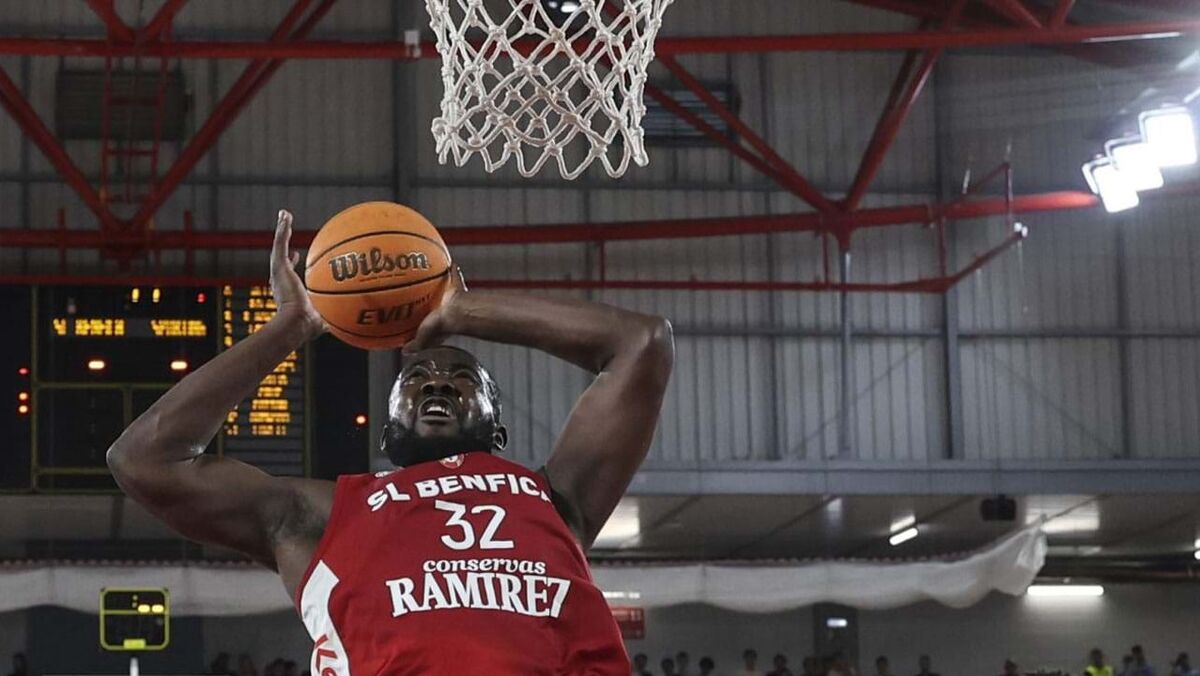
left=107, top=210, right=674, bottom=674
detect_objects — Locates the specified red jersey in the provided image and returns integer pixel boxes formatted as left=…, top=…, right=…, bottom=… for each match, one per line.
left=295, top=451, right=628, bottom=675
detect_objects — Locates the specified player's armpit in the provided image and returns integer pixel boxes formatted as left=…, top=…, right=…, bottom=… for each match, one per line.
left=109, top=448, right=331, bottom=568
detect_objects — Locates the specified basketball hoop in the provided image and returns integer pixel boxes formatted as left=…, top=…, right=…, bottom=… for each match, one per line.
left=425, top=0, right=675, bottom=180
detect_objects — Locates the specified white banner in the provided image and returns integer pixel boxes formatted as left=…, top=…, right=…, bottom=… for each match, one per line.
left=592, top=523, right=1046, bottom=612
left=0, top=524, right=1044, bottom=616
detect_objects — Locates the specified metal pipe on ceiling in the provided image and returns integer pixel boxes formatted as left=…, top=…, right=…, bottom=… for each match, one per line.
left=0, top=188, right=1101, bottom=249
left=0, top=19, right=1197, bottom=59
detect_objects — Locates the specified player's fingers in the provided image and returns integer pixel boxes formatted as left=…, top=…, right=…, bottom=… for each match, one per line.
left=452, top=264, right=468, bottom=293
left=289, top=251, right=300, bottom=268
left=271, top=209, right=292, bottom=267
left=403, top=320, right=439, bottom=354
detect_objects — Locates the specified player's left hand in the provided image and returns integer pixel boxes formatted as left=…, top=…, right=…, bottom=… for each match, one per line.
left=404, top=264, right=466, bottom=352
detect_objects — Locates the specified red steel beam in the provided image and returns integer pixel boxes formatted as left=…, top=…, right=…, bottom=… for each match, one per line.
left=83, top=0, right=136, bottom=43
left=0, top=272, right=976, bottom=294
left=0, top=189, right=1109, bottom=250
left=141, top=0, right=191, bottom=42
left=843, top=1, right=965, bottom=212
left=947, top=228, right=1026, bottom=286
left=3, top=20, right=1199, bottom=58
left=981, top=0, right=1043, bottom=28
left=640, top=82, right=838, bottom=213
left=653, top=55, right=837, bottom=213
left=0, top=66, right=119, bottom=231
left=0, top=273, right=950, bottom=294
left=128, top=0, right=335, bottom=232
left=0, top=226, right=1030, bottom=295
left=1048, top=0, right=1076, bottom=28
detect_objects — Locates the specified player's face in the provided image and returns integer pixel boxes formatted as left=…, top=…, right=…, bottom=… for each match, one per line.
left=383, top=347, right=504, bottom=466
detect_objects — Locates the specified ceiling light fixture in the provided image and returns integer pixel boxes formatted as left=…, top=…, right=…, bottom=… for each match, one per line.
left=888, top=526, right=919, bottom=547
left=1027, top=584, right=1104, bottom=598
left=1083, top=157, right=1139, bottom=213
left=1105, top=138, right=1164, bottom=192
left=1139, top=106, right=1197, bottom=168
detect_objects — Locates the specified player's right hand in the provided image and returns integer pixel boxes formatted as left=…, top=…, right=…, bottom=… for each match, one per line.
left=270, top=209, right=328, bottom=340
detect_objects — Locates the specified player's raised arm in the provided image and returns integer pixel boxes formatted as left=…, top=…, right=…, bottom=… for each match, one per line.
left=107, top=210, right=330, bottom=568
left=406, top=275, right=674, bottom=549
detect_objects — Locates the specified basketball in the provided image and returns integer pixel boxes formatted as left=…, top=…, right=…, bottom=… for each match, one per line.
left=304, top=201, right=452, bottom=350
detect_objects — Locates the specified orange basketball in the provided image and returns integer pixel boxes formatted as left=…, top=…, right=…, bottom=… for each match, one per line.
left=304, top=202, right=451, bottom=350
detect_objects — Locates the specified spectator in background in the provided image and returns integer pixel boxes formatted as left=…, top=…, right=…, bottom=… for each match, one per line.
left=237, top=654, right=257, bottom=676
left=1001, top=659, right=1020, bottom=676
left=1131, top=646, right=1158, bottom=676
left=801, top=657, right=820, bottom=676
left=661, top=657, right=678, bottom=676
left=875, top=656, right=893, bottom=676
left=677, top=652, right=694, bottom=676
left=7, top=653, right=28, bottom=676
left=828, top=652, right=855, bottom=676
left=738, top=649, right=760, bottom=676
left=282, top=661, right=298, bottom=676
left=767, top=654, right=794, bottom=676
left=1172, top=653, right=1198, bottom=676
left=913, top=655, right=940, bottom=676
left=699, top=657, right=715, bottom=676
left=210, top=653, right=236, bottom=676
left=633, top=653, right=652, bottom=676
left=1087, top=649, right=1114, bottom=676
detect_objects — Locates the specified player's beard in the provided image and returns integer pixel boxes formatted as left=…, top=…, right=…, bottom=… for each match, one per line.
left=382, top=420, right=496, bottom=467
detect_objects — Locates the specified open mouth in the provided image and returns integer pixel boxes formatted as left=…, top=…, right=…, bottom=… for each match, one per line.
left=418, top=397, right=456, bottom=422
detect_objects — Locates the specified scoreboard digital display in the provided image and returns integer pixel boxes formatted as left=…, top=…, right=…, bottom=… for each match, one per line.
left=32, top=285, right=311, bottom=488
left=100, top=587, right=170, bottom=651
left=51, top=317, right=209, bottom=338
left=219, top=285, right=308, bottom=476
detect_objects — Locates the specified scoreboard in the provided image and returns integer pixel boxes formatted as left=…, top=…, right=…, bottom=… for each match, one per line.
left=219, top=285, right=308, bottom=476
left=29, top=284, right=311, bottom=489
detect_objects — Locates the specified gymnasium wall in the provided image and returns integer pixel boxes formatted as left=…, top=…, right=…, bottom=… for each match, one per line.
left=0, top=610, right=26, bottom=663
left=2, top=1, right=1199, bottom=465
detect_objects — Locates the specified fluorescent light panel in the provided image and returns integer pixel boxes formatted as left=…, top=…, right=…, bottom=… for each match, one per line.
left=1083, top=158, right=1139, bottom=213
left=1107, top=140, right=1164, bottom=192
left=1140, top=107, right=1198, bottom=168
left=888, top=526, right=919, bottom=547
left=1027, top=584, right=1104, bottom=598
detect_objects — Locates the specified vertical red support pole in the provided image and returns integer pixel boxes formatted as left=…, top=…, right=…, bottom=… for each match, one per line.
left=99, top=42, right=115, bottom=207
left=149, top=28, right=174, bottom=182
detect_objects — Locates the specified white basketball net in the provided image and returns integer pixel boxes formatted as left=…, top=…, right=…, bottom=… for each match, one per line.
left=425, top=0, right=674, bottom=180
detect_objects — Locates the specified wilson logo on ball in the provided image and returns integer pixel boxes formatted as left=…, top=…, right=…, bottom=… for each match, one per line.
left=329, top=247, right=430, bottom=282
